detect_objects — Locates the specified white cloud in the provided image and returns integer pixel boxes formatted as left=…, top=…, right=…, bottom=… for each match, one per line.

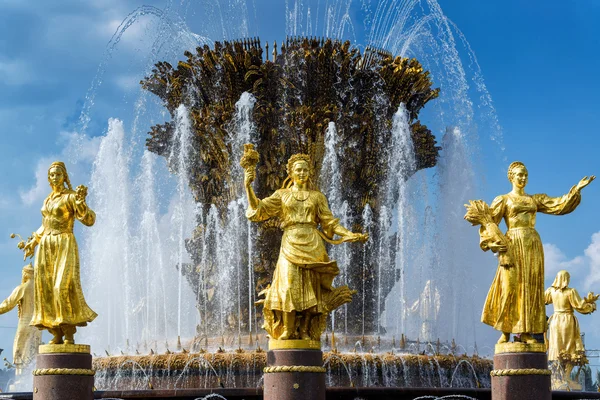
left=19, top=156, right=55, bottom=206
left=100, top=14, right=154, bottom=49
left=584, top=232, right=600, bottom=289
left=544, top=242, right=586, bottom=281
left=0, top=59, right=35, bottom=86
left=544, top=232, right=600, bottom=291
left=0, top=195, right=11, bottom=209
left=19, top=132, right=101, bottom=206
left=113, top=74, right=140, bottom=91
left=58, top=131, right=102, bottom=164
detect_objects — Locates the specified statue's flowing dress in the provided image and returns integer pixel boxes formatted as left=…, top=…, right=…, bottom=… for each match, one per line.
left=545, top=287, right=594, bottom=361
left=30, top=189, right=98, bottom=330
left=247, top=188, right=341, bottom=314
left=480, top=187, right=581, bottom=334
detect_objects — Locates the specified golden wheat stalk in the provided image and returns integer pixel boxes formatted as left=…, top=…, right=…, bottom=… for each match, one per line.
left=464, top=200, right=513, bottom=268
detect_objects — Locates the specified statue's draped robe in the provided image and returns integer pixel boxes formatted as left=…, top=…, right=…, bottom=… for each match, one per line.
left=0, top=279, right=41, bottom=367
left=480, top=187, right=581, bottom=333
left=31, top=189, right=97, bottom=330
left=247, top=189, right=341, bottom=313
left=545, top=287, right=594, bottom=361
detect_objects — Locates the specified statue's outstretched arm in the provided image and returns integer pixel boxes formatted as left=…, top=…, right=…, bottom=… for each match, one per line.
left=0, top=285, right=24, bottom=315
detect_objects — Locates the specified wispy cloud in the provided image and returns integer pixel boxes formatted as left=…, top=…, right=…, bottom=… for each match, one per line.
left=584, top=232, right=600, bottom=290
left=544, top=242, right=586, bottom=281
left=19, top=156, right=55, bottom=206
left=19, top=132, right=101, bottom=206
left=544, top=232, right=600, bottom=291
left=0, top=59, right=35, bottom=86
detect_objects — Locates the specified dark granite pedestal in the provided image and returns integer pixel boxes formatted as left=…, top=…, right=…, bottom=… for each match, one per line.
left=492, top=342, right=551, bottom=400
left=263, top=340, right=325, bottom=400
left=32, top=344, right=94, bottom=400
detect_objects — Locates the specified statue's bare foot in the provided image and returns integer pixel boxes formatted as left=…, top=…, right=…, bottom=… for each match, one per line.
left=300, top=330, right=311, bottom=341
left=497, top=332, right=509, bottom=344
left=49, top=329, right=64, bottom=345
left=61, top=325, right=77, bottom=345
left=520, top=333, right=536, bottom=344
left=279, top=331, right=291, bottom=340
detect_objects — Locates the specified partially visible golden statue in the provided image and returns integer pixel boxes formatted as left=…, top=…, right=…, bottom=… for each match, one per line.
left=546, top=270, right=598, bottom=388
left=465, top=161, right=594, bottom=345
left=22, top=161, right=97, bottom=345
left=0, top=264, right=41, bottom=374
left=242, top=145, right=367, bottom=341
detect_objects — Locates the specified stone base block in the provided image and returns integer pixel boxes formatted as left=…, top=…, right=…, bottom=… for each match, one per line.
left=264, top=349, right=325, bottom=400
left=33, top=344, right=94, bottom=400
left=492, top=343, right=551, bottom=400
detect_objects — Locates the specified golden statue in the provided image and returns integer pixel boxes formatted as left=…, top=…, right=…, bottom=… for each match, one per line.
left=465, top=161, right=594, bottom=345
left=546, top=270, right=598, bottom=388
left=21, top=161, right=97, bottom=345
left=0, top=264, right=42, bottom=375
left=242, top=145, right=367, bottom=341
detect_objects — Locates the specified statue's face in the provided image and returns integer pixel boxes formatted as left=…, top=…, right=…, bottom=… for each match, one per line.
left=291, top=161, right=310, bottom=186
left=510, top=166, right=528, bottom=189
left=48, top=167, right=65, bottom=188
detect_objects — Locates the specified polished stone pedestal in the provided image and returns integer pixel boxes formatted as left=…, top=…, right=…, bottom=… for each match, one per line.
left=492, top=342, right=551, bottom=400
left=32, top=344, right=94, bottom=400
left=263, top=339, right=325, bottom=400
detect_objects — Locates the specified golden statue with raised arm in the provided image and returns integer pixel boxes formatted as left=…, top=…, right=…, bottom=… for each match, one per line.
left=21, top=161, right=97, bottom=345
left=465, top=161, right=594, bottom=345
left=242, top=145, right=367, bottom=342
left=0, top=264, right=41, bottom=375
left=546, top=270, right=598, bottom=388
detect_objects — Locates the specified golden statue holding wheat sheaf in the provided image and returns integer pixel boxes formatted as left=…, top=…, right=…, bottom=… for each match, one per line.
left=464, top=161, right=594, bottom=346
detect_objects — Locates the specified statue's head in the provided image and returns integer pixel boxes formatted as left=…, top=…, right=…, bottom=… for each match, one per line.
left=285, top=154, right=314, bottom=188
left=551, top=270, right=570, bottom=290
left=48, top=161, right=72, bottom=190
left=22, top=264, right=33, bottom=283
left=507, top=161, right=528, bottom=189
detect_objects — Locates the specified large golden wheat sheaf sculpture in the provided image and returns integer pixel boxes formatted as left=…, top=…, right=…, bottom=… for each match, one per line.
left=141, top=36, right=440, bottom=335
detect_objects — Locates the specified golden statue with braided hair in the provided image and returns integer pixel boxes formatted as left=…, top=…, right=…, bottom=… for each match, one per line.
left=21, top=161, right=97, bottom=345
left=465, top=161, right=594, bottom=346
left=242, top=146, right=368, bottom=342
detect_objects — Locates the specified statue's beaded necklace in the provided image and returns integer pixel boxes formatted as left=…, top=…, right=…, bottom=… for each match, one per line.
left=291, top=189, right=310, bottom=202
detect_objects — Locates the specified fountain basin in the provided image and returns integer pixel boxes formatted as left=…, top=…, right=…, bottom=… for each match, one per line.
left=92, top=350, right=492, bottom=390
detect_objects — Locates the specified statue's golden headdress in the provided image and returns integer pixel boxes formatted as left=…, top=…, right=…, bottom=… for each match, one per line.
left=282, top=153, right=314, bottom=189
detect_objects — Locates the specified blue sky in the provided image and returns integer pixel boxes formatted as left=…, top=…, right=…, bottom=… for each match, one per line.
left=0, top=0, right=599, bottom=379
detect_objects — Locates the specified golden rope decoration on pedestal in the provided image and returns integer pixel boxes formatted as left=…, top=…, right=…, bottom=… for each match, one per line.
left=490, top=368, right=551, bottom=377
left=32, top=368, right=95, bottom=376
left=263, top=366, right=326, bottom=373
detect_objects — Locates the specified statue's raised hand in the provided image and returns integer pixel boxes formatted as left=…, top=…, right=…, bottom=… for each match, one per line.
left=347, top=232, right=369, bottom=243
left=23, top=238, right=36, bottom=260
left=576, top=175, right=595, bottom=192
left=585, top=291, right=600, bottom=303
left=75, top=185, right=88, bottom=204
